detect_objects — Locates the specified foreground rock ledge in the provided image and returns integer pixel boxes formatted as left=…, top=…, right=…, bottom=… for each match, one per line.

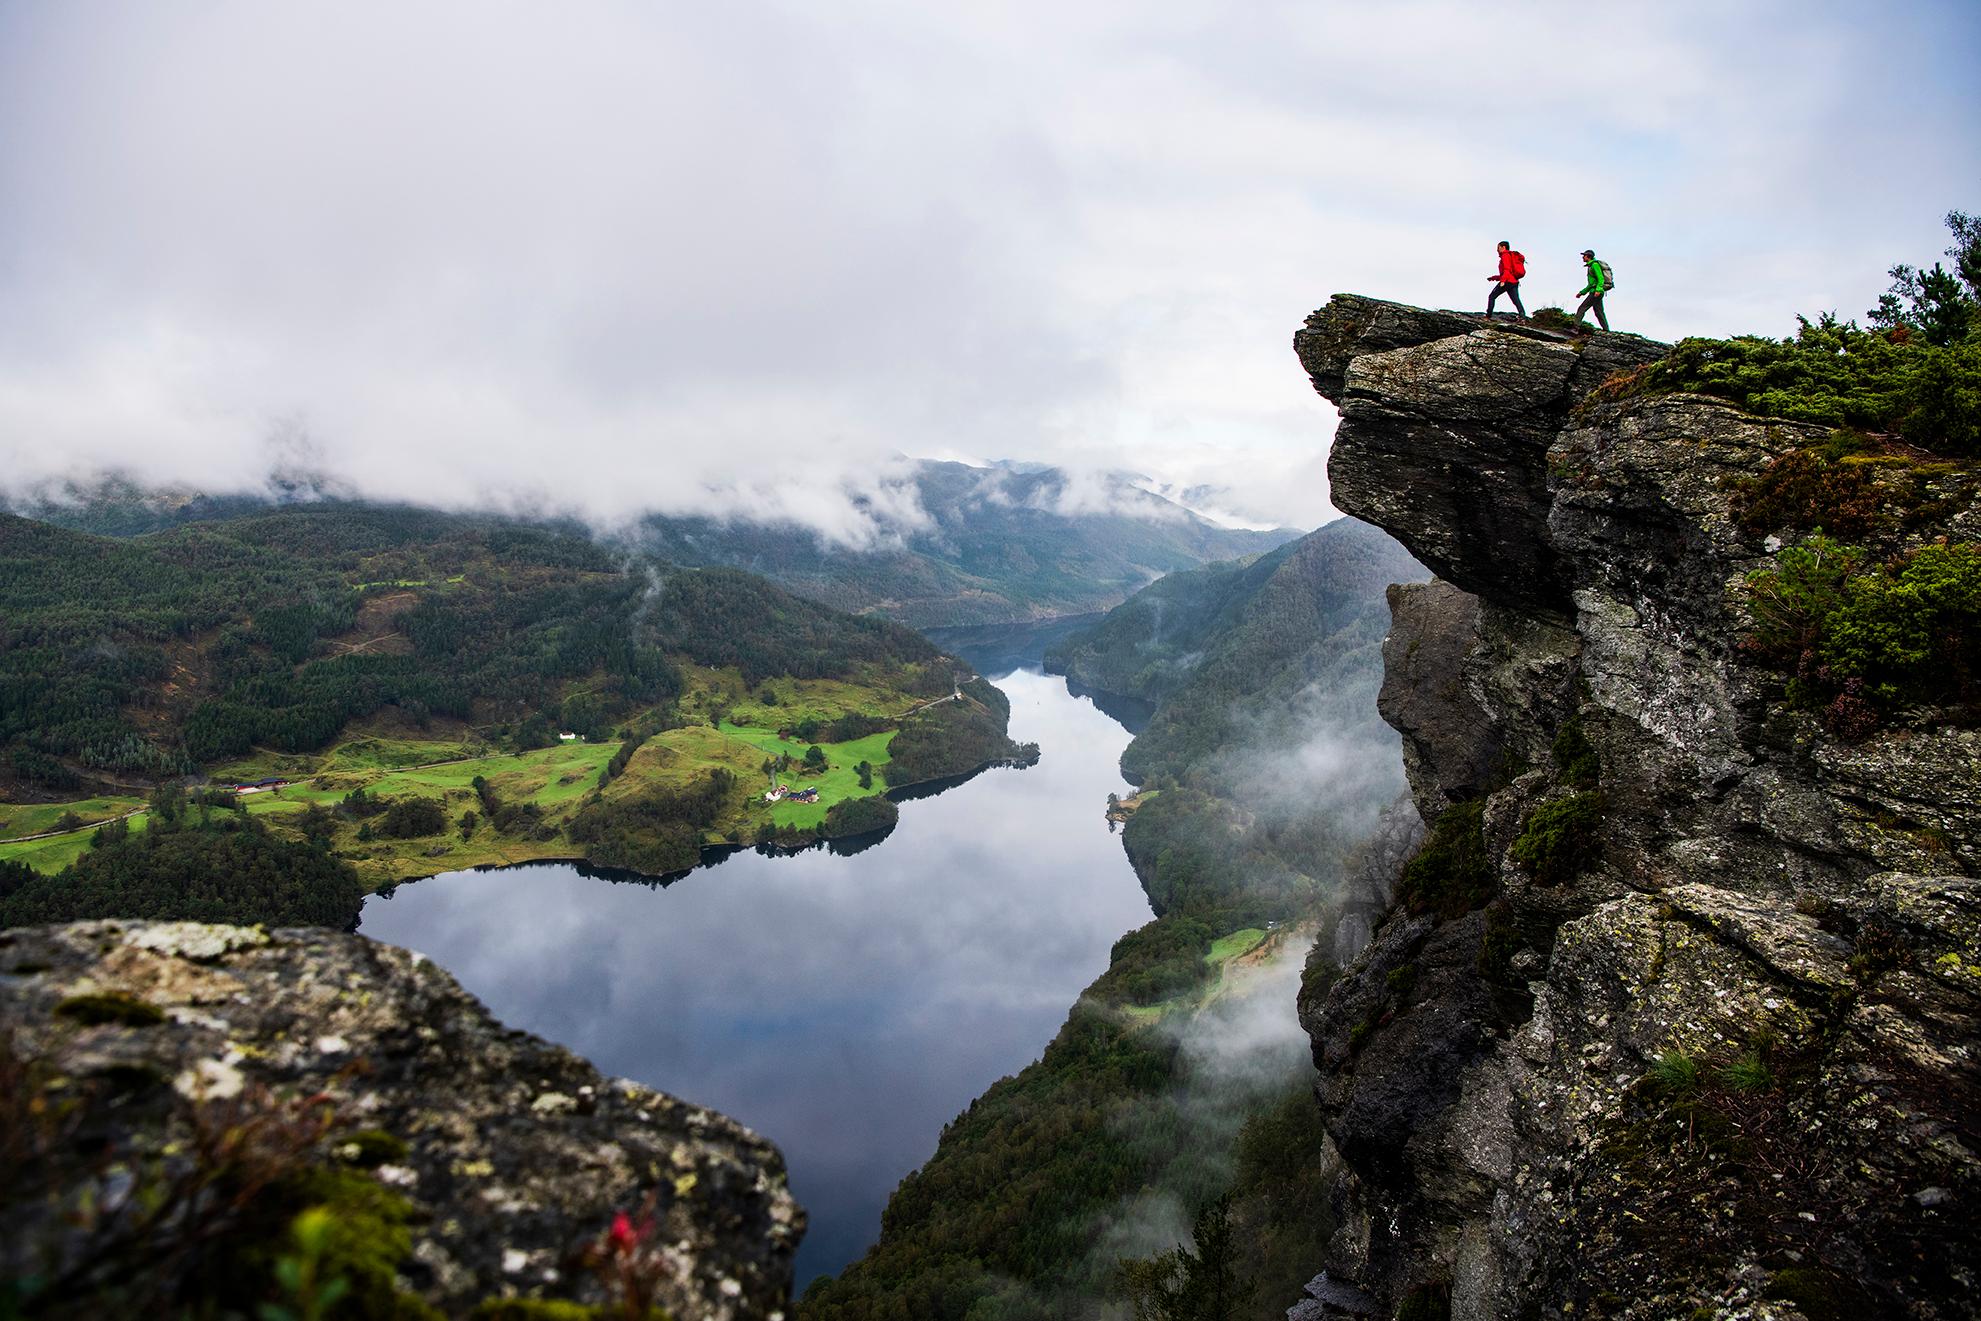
left=0, top=920, right=802, bottom=1318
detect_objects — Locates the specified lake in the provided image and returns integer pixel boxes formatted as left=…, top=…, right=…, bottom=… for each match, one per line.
left=359, top=664, right=1154, bottom=1287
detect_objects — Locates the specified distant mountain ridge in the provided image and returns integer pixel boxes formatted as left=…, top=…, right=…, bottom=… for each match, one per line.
left=9, top=462, right=1299, bottom=628
left=635, top=460, right=1300, bottom=627
left=1047, top=517, right=1419, bottom=769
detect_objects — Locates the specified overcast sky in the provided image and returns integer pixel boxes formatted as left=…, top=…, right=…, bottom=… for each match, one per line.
left=2, top=0, right=1976, bottom=540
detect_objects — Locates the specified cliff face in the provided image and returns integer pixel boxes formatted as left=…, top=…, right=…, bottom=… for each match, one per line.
left=1, top=920, right=801, bottom=1318
left=1289, top=297, right=1980, bottom=1319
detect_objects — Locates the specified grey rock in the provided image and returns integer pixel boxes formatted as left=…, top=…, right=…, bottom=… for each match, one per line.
left=1294, top=1270, right=1378, bottom=1315
left=1297, top=294, right=1664, bottom=614
left=1380, top=581, right=1497, bottom=816
left=1289, top=296, right=1980, bottom=1319
left=0, top=920, right=801, bottom=1318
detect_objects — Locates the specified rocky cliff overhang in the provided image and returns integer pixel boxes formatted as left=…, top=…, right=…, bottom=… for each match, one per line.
left=1297, top=295, right=1665, bottom=617
left=1288, top=296, right=1979, bottom=1319
left=0, top=920, right=802, bottom=1318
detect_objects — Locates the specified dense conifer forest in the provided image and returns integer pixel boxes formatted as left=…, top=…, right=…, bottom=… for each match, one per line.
left=0, top=812, right=365, bottom=930
left=0, top=505, right=939, bottom=793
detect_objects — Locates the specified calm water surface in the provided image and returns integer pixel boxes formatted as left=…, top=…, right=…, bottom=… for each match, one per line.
left=359, top=666, right=1152, bottom=1285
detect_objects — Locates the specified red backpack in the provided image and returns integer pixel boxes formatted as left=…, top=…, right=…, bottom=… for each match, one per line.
left=1508, top=250, right=1527, bottom=280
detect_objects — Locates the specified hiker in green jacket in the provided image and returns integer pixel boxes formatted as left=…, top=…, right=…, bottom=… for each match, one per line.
left=1575, top=248, right=1610, bottom=331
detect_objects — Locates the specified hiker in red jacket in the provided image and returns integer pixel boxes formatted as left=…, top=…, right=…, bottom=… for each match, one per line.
left=1487, top=241, right=1526, bottom=318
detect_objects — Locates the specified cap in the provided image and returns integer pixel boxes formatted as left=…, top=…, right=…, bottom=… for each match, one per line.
left=1580, top=249, right=1595, bottom=258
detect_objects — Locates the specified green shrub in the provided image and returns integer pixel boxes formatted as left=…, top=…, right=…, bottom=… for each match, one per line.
left=1822, top=541, right=1981, bottom=705
left=1745, top=535, right=1862, bottom=668
left=1508, top=793, right=1603, bottom=886
left=1300, top=954, right=1338, bottom=1006
left=189, top=1164, right=442, bottom=1321
left=1650, top=1050, right=1701, bottom=1097
left=1394, top=801, right=1494, bottom=918
left=1550, top=716, right=1599, bottom=789
left=1745, top=535, right=1981, bottom=727
left=1719, top=1051, right=1774, bottom=1093
left=335, top=1129, right=409, bottom=1168
left=823, top=795, right=899, bottom=838
left=471, top=1300, right=618, bottom=1320
left=1905, top=344, right=1981, bottom=454
left=376, top=796, right=448, bottom=839
left=1642, top=316, right=1980, bottom=457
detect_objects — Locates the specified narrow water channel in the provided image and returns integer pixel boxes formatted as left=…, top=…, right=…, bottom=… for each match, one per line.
left=358, top=664, right=1154, bottom=1285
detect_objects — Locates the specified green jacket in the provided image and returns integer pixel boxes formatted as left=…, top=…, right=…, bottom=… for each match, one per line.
left=1579, top=258, right=1608, bottom=296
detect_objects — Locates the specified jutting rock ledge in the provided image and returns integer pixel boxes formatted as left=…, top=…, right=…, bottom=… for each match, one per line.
left=0, top=919, right=802, bottom=1318
left=1289, top=295, right=1979, bottom=1320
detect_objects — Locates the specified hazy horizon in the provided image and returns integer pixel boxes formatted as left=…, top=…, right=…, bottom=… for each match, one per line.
left=4, top=1, right=1976, bottom=543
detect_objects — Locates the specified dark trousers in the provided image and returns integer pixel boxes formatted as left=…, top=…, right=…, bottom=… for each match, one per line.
left=1487, top=281, right=1525, bottom=316
left=1576, top=291, right=1609, bottom=331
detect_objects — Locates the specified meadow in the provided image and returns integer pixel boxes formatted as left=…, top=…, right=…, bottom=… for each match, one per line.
left=1, top=664, right=918, bottom=883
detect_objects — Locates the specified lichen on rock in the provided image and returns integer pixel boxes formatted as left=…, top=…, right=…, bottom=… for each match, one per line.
left=0, top=919, right=802, bottom=1318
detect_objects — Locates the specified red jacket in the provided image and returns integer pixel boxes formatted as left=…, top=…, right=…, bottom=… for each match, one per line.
left=1497, top=249, right=1524, bottom=283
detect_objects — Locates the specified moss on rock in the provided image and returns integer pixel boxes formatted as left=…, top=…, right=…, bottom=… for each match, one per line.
left=1394, top=801, right=1494, bottom=919
left=1509, top=793, right=1604, bottom=886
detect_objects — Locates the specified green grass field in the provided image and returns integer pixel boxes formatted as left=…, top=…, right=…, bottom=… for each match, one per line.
left=211, top=730, right=491, bottom=784
left=3, top=666, right=913, bottom=882
left=0, top=796, right=145, bottom=843
left=717, top=722, right=896, bottom=827
left=716, top=672, right=933, bottom=731
left=0, top=811, right=154, bottom=872
left=1115, top=928, right=1277, bottom=1029
left=1205, top=928, right=1267, bottom=965
left=349, top=574, right=463, bottom=590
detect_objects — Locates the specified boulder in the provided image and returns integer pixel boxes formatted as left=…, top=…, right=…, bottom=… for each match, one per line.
left=0, top=920, right=802, bottom=1318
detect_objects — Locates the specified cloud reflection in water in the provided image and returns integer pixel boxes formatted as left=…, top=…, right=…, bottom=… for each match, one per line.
left=359, top=668, right=1153, bottom=1285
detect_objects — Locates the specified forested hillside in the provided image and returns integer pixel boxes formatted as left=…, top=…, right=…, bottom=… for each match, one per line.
left=1052, top=517, right=1424, bottom=915
left=0, top=506, right=934, bottom=792
left=13, top=462, right=1296, bottom=630
left=2, top=504, right=1032, bottom=920
left=1043, top=538, right=1304, bottom=704
left=801, top=519, right=1423, bottom=1321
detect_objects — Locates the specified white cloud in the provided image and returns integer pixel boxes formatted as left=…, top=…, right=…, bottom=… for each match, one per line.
left=2, top=1, right=1974, bottom=536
